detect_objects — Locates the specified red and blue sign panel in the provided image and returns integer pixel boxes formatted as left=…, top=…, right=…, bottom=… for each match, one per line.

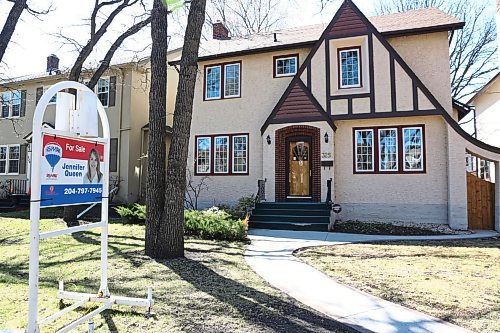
left=40, top=133, right=105, bottom=207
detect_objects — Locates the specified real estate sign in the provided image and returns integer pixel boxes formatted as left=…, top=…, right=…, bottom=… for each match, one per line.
left=40, top=133, right=105, bottom=207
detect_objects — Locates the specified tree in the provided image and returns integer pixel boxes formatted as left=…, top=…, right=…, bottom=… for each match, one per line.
left=145, top=0, right=207, bottom=259
left=62, top=0, right=152, bottom=224
left=374, top=0, right=497, bottom=101
left=0, top=0, right=51, bottom=64
left=206, top=0, right=285, bottom=37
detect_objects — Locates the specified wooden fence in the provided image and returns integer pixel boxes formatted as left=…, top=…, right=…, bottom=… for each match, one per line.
left=467, top=172, right=495, bottom=230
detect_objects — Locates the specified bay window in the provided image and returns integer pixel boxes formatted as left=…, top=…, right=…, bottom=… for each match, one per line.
left=195, top=134, right=249, bottom=175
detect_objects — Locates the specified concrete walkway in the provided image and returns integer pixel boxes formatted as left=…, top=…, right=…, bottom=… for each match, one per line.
left=245, top=229, right=498, bottom=333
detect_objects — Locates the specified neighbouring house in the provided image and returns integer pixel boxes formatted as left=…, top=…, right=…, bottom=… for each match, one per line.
left=171, top=0, right=500, bottom=231
left=461, top=74, right=500, bottom=183
left=0, top=50, right=180, bottom=203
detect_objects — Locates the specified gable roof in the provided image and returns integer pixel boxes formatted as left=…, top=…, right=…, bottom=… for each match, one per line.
left=467, top=72, right=500, bottom=105
left=173, top=7, right=463, bottom=63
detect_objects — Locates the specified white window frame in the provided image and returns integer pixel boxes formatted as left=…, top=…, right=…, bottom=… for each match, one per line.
left=378, top=128, right=398, bottom=172
left=97, top=77, right=110, bottom=108
left=232, top=135, right=248, bottom=174
left=0, top=144, right=20, bottom=175
left=402, top=126, right=424, bottom=172
left=339, top=48, right=361, bottom=89
left=275, top=56, right=298, bottom=77
left=205, top=65, right=222, bottom=100
left=1, top=90, right=21, bottom=118
left=196, top=137, right=212, bottom=174
left=214, top=136, right=230, bottom=174
left=223, top=63, right=241, bottom=98
left=354, top=129, right=374, bottom=172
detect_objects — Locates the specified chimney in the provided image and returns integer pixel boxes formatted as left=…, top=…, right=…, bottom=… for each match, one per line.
left=213, top=21, right=230, bottom=40
left=46, top=54, right=60, bottom=75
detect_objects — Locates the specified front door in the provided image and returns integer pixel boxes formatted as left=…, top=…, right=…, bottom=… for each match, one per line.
left=286, top=137, right=312, bottom=199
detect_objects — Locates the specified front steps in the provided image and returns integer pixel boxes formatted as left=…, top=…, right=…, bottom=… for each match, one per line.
left=249, top=202, right=330, bottom=231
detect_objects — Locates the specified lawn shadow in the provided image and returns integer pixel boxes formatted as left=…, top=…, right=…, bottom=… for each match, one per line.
left=160, top=255, right=353, bottom=333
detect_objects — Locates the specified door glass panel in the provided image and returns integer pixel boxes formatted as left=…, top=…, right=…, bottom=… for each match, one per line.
left=289, top=141, right=310, bottom=196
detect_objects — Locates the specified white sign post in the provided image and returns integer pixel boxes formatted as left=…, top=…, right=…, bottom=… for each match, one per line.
left=26, top=81, right=153, bottom=333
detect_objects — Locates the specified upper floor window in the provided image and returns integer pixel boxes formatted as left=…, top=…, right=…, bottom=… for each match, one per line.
left=274, top=55, right=298, bottom=78
left=1, top=91, right=21, bottom=118
left=339, top=47, right=361, bottom=88
left=43, top=87, right=57, bottom=104
left=97, top=78, right=110, bottom=107
left=205, top=62, right=241, bottom=100
left=354, top=125, right=425, bottom=174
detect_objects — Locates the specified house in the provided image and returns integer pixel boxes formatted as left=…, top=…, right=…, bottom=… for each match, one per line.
left=172, top=0, right=500, bottom=231
left=0, top=52, right=179, bottom=203
left=461, top=74, right=500, bottom=183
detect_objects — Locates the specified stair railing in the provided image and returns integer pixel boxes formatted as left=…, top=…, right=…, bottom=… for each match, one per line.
left=255, top=179, right=267, bottom=204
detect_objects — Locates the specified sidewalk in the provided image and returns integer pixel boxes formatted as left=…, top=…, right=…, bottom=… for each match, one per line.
left=245, top=229, right=498, bottom=333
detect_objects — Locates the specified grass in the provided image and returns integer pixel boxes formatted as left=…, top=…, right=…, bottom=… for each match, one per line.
left=296, top=238, right=500, bottom=333
left=0, top=211, right=349, bottom=333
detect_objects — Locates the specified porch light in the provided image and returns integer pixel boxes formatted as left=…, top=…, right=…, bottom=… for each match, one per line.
left=266, top=135, right=271, bottom=145
left=324, top=133, right=329, bottom=143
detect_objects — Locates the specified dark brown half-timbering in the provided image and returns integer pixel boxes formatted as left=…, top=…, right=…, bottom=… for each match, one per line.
left=275, top=125, right=321, bottom=202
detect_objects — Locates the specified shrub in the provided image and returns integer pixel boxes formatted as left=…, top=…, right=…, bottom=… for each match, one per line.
left=114, top=204, right=145, bottom=224
left=216, top=194, right=256, bottom=219
left=184, top=207, right=247, bottom=241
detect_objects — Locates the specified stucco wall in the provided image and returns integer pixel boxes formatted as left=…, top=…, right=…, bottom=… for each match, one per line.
left=387, top=32, right=452, bottom=113
left=334, top=116, right=449, bottom=224
left=188, top=48, right=311, bottom=207
left=468, top=77, right=500, bottom=148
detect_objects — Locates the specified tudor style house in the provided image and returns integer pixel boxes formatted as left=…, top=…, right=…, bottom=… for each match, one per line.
left=0, top=51, right=180, bottom=203
left=175, top=0, right=500, bottom=231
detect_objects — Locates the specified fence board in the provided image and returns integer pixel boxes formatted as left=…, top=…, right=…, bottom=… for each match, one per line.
left=467, top=173, right=495, bottom=230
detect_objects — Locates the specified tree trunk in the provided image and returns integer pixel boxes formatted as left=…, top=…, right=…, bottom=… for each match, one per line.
left=145, top=0, right=168, bottom=257
left=0, top=0, right=27, bottom=63
left=156, top=0, right=207, bottom=259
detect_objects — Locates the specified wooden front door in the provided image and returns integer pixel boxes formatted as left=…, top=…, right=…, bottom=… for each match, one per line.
left=467, top=172, right=495, bottom=230
left=286, top=137, right=312, bottom=199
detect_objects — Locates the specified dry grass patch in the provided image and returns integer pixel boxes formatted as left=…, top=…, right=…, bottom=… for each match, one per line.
left=296, top=238, right=500, bottom=333
left=0, top=213, right=349, bottom=333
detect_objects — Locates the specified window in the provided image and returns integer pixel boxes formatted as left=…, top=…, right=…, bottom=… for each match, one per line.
left=339, top=48, right=361, bottom=88
left=0, top=145, right=20, bottom=174
left=354, top=129, right=374, bottom=172
left=97, top=78, right=110, bottom=107
left=214, top=136, right=229, bottom=173
left=479, top=159, right=491, bottom=181
left=1, top=91, right=21, bottom=118
left=232, top=135, right=248, bottom=173
left=195, top=134, right=249, bottom=175
left=196, top=137, right=211, bottom=174
left=204, top=62, right=241, bottom=100
left=44, top=87, right=57, bottom=104
left=378, top=128, right=398, bottom=171
left=354, top=126, right=425, bottom=174
left=274, top=55, right=298, bottom=77
left=403, top=127, right=424, bottom=172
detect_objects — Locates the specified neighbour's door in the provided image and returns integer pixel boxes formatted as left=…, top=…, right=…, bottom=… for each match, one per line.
left=286, top=137, right=312, bottom=199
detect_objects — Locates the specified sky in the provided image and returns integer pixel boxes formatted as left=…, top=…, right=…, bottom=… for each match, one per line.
left=0, top=0, right=375, bottom=79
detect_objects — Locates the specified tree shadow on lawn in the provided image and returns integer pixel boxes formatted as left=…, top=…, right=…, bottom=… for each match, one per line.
left=160, top=255, right=352, bottom=333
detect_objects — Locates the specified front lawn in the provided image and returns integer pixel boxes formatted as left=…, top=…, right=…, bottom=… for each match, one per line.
left=0, top=212, right=349, bottom=333
left=296, top=238, right=500, bottom=333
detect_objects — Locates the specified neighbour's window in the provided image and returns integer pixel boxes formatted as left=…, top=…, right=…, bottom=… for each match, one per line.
left=354, top=126, right=425, bottom=174
left=1, top=91, right=21, bottom=118
left=0, top=145, right=20, bottom=174
left=479, top=159, right=491, bottom=181
left=354, top=129, right=374, bottom=172
left=97, top=78, right=110, bottom=107
left=195, top=134, right=249, bottom=175
left=378, top=128, right=398, bottom=171
left=196, top=137, right=211, bottom=174
left=274, top=55, right=298, bottom=77
left=403, top=127, right=424, bottom=172
left=339, top=48, right=361, bottom=88
left=204, top=62, right=241, bottom=100
left=232, top=135, right=248, bottom=173
left=44, top=87, right=57, bottom=104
